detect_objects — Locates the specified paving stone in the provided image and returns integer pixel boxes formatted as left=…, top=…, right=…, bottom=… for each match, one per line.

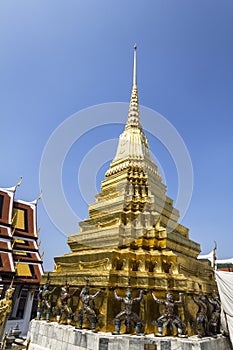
left=47, top=324, right=54, bottom=339
left=80, top=332, right=87, bottom=347
left=86, top=332, right=99, bottom=350
left=63, top=328, right=71, bottom=343
left=41, top=335, right=48, bottom=348
left=73, top=330, right=82, bottom=345
left=56, top=340, right=63, bottom=350
left=69, top=330, right=77, bottom=344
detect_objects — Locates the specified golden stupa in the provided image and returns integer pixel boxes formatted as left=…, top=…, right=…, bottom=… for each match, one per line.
left=46, top=46, right=216, bottom=333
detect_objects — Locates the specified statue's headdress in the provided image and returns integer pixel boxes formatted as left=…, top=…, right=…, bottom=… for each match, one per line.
left=5, top=276, right=14, bottom=298
left=45, top=273, right=50, bottom=286
left=64, top=274, right=69, bottom=289
left=9, top=275, right=14, bottom=289
left=165, top=288, right=173, bottom=301
left=198, top=283, right=204, bottom=297
left=126, top=277, right=132, bottom=295
left=82, top=279, right=90, bottom=294
left=127, top=277, right=131, bottom=290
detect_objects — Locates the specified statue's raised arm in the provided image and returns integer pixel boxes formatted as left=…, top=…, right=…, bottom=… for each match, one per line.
left=90, top=289, right=101, bottom=300
left=113, top=289, right=123, bottom=302
left=151, top=292, right=164, bottom=305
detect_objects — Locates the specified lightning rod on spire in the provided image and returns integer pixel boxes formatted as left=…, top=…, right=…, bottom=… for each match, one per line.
left=133, top=44, right=137, bottom=87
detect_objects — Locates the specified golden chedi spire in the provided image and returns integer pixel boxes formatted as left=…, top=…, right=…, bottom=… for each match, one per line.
left=106, top=45, right=160, bottom=181
left=126, top=44, right=141, bottom=129
left=49, top=47, right=217, bottom=337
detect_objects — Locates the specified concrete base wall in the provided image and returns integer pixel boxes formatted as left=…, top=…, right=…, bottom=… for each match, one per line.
left=27, top=320, right=232, bottom=350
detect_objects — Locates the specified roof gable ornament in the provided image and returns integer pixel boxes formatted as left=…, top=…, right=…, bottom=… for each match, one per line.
left=0, top=176, right=23, bottom=194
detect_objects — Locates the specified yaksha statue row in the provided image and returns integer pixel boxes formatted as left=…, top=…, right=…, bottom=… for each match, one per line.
left=111, top=285, right=145, bottom=336
left=36, top=278, right=221, bottom=337
left=53, top=283, right=79, bottom=325
left=37, top=282, right=56, bottom=321
left=37, top=279, right=104, bottom=333
left=193, top=293, right=221, bottom=338
left=151, top=292, right=186, bottom=337
left=74, top=283, right=104, bottom=332
left=110, top=278, right=186, bottom=337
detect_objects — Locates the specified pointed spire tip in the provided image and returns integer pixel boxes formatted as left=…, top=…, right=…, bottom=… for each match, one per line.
left=133, top=44, right=137, bottom=87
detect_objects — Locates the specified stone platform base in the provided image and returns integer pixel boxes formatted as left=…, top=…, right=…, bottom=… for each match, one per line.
left=27, top=320, right=232, bottom=350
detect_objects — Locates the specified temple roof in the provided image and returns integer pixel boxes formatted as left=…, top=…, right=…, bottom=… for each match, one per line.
left=0, top=183, right=43, bottom=284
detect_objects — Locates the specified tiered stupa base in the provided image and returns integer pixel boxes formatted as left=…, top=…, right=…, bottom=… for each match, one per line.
left=47, top=246, right=216, bottom=335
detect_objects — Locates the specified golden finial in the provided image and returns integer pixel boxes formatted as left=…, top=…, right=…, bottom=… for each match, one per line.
left=36, top=227, right=41, bottom=237
left=34, top=191, right=42, bottom=204
left=214, top=240, right=217, bottom=251
left=13, top=176, right=23, bottom=193
left=125, top=44, right=140, bottom=129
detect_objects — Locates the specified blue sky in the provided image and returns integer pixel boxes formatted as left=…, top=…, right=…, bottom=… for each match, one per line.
left=0, top=1, right=232, bottom=271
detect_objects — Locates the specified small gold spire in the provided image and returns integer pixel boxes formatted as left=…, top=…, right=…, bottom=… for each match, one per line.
left=36, top=227, right=41, bottom=237
left=125, top=44, right=141, bottom=129
left=13, top=176, right=23, bottom=193
left=34, top=191, right=42, bottom=204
